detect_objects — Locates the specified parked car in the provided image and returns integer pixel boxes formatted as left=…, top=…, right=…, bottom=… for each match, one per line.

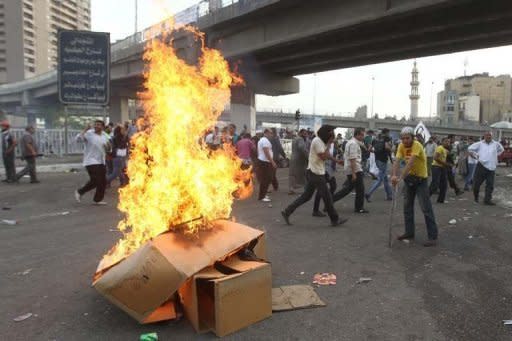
left=498, top=146, right=512, bottom=166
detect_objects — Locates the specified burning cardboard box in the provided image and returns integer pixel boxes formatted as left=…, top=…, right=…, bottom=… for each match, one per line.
left=93, top=220, right=270, bottom=331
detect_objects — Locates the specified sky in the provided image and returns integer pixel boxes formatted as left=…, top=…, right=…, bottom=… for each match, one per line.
left=91, top=0, right=512, bottom=119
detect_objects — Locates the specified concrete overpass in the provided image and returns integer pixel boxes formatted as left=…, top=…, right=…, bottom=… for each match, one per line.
left=248, top=111, right=512, bottom=138
left=2, top=0, right=512, bottom=129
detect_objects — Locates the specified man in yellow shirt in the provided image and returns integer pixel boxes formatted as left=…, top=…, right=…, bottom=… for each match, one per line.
left=429, top=137, right=451, bottom=203
left=391, top=127, right=438, bottom=247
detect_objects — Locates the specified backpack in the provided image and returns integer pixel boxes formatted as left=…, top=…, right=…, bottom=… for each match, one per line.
left=373, top=139, right=386, bottom=154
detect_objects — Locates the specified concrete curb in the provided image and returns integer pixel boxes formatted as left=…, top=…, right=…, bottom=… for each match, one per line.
left=0, top=163, right=83, bottom=175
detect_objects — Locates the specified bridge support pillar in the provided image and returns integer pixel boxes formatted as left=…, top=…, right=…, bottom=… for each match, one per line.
left=109, top=96, right=130, bottom=124
left=230, top=86, right=256, bottom=135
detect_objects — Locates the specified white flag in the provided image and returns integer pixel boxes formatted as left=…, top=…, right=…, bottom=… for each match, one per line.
left=414, top=121, right=431, bottom=143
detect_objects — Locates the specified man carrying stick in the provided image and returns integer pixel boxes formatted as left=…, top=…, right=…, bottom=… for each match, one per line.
left=391, top=127, right=439, bottom=247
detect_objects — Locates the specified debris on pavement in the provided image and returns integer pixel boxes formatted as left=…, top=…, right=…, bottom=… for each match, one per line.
left=468, top=235, right=474, bottom=239
left=1, top=219, right=17, bottom=225
left=139, top=332, right=158, bottom=341
left=272, top=285, right=326, bottom=311
left=15, top=269, right=32, bottom=276
left=300, top=271, right=305, bottom=275
left=356, top=277, right=373, bottom=284
left=2, top=207, right=11, bottom=210
left=13, top=313, right=33, bottom=322
left=503, top=320, right=512, bottom=325
left=313, top=273, right=337, bottom=285
left=449, top=219, right=457, bottom=225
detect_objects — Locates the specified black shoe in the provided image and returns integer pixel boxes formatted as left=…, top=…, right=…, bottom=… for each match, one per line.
left=423, top=239, right=437, bottom=247
left=281, top=210, right=291, bottom=225
left=355, top=209, right=369, bottom=214
left=30, top=180, right=40, bottom=184
left=474, top=197, right=479, bottom=203
left=455, top=190, right=464, bottom=196
left=331, top=218, right=348, bottom=227
left=312, top=211, right=326, bottom=217
left=437, top=200, right=445, bottom=204
left=364, top=194, right=371, bottom=203
left=385, top=197, right=393, bottom=201
left=484, top=201, right=496, bottom=206
left=397, top=234, right=414, bottom=241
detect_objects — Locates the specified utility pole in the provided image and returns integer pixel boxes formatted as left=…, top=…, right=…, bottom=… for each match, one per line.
left=312, top=73, right=317, bottom=120
left=429, top=81, right=434, bottom=119
left=371, top=76, right=375, bottom=117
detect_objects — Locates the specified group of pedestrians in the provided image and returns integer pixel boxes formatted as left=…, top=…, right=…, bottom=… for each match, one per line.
left=1, top=120, right=40, bottom=184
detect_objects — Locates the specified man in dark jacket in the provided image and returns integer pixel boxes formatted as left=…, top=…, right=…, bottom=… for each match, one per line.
left=1, top=120, right=17, bottom=183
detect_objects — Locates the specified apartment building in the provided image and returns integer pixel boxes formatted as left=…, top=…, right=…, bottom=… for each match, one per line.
left=0, top=0, right=90, bottom=84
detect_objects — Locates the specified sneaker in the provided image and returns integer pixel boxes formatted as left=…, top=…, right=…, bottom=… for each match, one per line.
left=74, top=190, right=81, bottom=203
left=30, top=180, right=40, bottom=184
left=260, top=197, right=271, bottom=202
left=423, top=239, right=437, bottom=247
left=331, top=218, right=348, bottom=227
left=93, top=201, right=107, bottom=206
left=281, top=210, right=291, bottom=225
left=364, top=194, right=371, bottom=203
left=312, top=211, right=326, bottom=217
left=397, top=233, right=414, bottom=241
left=355, top=209, right=370, bottom=214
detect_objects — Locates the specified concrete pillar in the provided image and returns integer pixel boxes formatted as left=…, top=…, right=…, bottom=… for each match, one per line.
left=230, top=87, right=256, bottom=135
left=109, top=96, right=130, bottom=124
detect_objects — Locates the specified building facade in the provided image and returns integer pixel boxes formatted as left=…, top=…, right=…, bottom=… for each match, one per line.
left=437, top=73, right=512, bottom=124
left=0, top=0, right=90, bottom=84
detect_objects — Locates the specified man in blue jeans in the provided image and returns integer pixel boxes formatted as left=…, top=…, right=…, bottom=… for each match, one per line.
left=391, top=127, right=438, bottom=247
left=365, top=128, right=392, bottom=202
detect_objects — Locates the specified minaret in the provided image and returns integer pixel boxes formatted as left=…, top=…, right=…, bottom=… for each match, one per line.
left=410, top=60, right=420, bottom=120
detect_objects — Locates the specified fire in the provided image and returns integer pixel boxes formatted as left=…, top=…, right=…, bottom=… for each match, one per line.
left=101, top=24, right=252, bottom=268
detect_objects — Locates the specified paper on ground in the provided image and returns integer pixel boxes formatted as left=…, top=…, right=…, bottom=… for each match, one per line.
left=272, top=285, right=326, bottom=312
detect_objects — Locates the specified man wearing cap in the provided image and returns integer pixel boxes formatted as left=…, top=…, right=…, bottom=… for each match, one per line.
left=391, top=127, right=438, bottom=247
left=1, top=119, right=17, bottom=183
left=468, top=131, right=504, bottom=205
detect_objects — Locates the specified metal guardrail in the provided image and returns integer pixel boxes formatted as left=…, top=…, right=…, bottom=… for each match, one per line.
left=9, top=129, right=84, bottom=157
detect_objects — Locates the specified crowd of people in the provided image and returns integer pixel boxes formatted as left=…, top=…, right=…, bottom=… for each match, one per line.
left=2, top=116, right=506, bottom=247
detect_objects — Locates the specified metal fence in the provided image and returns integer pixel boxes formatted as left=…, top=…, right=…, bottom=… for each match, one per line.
left=9, top=129, right=84, bottom=157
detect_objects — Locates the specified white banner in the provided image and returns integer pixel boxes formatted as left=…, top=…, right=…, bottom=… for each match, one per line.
left=414, top=121, right=431, bottom=143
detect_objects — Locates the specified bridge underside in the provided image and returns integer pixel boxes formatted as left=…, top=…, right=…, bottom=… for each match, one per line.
left=212, top=0, right=512, bottom=75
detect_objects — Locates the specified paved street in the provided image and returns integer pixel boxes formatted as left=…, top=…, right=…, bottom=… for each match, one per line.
left=1, top=168, right=512, bottom=340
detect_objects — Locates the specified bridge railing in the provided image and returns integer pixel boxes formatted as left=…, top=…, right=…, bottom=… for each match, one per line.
left=9, top=129, right=84, bottom=157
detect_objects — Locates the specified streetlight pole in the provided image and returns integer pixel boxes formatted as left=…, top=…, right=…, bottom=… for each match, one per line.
left=429, top=81, right=434, bottom=119
left=134, top=0, right=138, bottom=34
left=313, top=73, right=317, bottom=120
left=371, top=76, right=375, bottom=118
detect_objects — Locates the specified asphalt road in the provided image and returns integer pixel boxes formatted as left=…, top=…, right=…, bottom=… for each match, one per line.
left=1, top=168, right=512, bottom=340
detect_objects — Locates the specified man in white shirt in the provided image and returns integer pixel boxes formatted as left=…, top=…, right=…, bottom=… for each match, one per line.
left=74, top=120, right=111, bottom=205
left=464, top=136, right=478, bottom=191
left=468, top=131, right=504, bottom=205
left=257, top=129, right=276, bottom=202
left=424, top=136, right=437, bottom=176
left=281, top=125, right=347, bottom=227
left=205, top=126, right=220, bottom=150
left=332, top=127, right=368, bottom=213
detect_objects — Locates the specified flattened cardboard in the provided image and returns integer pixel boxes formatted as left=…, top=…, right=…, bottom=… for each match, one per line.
left=93, top=220, right=265, bottom=323
left=180, top=258, right=272, bottom=337
left=272, top=285, right=326, bottom=312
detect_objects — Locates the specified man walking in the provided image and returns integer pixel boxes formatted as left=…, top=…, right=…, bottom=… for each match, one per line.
left=15, top=125, right=39, bottom=183
left=429, top=137, right=450, bottom=203
left=288, top=129, right=308, bottom=194
left=332, top=127, right=368, bottom=213
left=257, top=129, right=276, bottom=202
left=270, top=127, right=286, bottom=191
left=365, top=128, right=393, bottom=202
left=468, top=131, right=504, bottom=205
left=424, top=137, right=437, bottom=176
left=391, top=127, right=438, bottom=247
left=75, top=120, right=111, bottom=205
left=464, top=137, right=477, bottom=191
left=281, top=125, right=347, bottom=226
left=446, top=135, right=464, bottom=196
left=1, top=120, right=17, bottom=183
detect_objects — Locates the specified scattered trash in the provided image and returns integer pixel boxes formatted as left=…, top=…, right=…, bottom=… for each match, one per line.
left=16, top=269, right=32, bottom=276
left=474, top=212, right=479, bottom=215
left=13, top=313, right=33, bottom=322
left=108, top=229, right=117, bottom=232
left=272, top=285, right=326, bottom=312
left=449, top=219, right=457, bottom=225
left=462, top=217, right=470, bottom=221
left=312, top=273, right=336, bottom=286
left=300, top=272, right=305, bottom=275
left=83, top=313, right=89, bottom=316
left=356, top=277, right=373, bottom=284
left=468, top=235, right=474, bottom=239
left=503, top=320, right=512, bottom=325
left=504, top=213, right=512, bottom=218
left=458, top=198, right=468, bottom=201
left=2, top=207, right=11, bottom=210
left=1, top=219, right=17, bottom=225
left=68, top=168, right=80, bottom=173
left=402, top=239, right=410, bottom=244
left=140, top=332, right=158, bottom=341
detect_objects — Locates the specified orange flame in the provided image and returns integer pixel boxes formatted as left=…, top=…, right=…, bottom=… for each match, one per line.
left=101, top=25, right=252, bottom=267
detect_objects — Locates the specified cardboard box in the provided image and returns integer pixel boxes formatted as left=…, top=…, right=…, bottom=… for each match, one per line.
left=179, top=257, right=272, bottom=337
left=92, top=220, right=265, bottom=324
